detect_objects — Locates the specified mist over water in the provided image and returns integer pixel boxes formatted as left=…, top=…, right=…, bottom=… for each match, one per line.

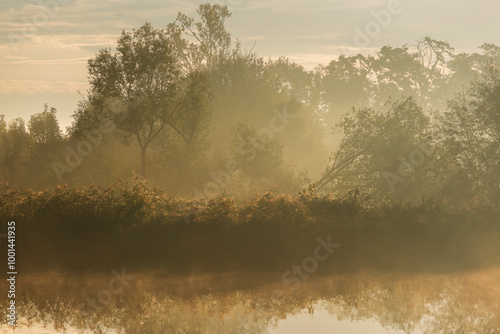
left=2, top=270, right=500, bottom=333
left=1, top=2, right=500, bottom=333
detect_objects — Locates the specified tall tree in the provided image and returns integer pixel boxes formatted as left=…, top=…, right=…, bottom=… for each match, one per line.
left=72, top=22, right=211, bottom=177
left=318, top=54, right=372, bottom=127
left=167, top=3, right=232, bottom=72
left=370, top=45, right=426, bottom=107
left=439, top=66, right=500, bottom=203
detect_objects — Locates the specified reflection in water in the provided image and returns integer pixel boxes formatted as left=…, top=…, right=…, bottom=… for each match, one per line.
left=271, top=309, right=407, bottom=334
left=1, top=270, right=499, bottom=333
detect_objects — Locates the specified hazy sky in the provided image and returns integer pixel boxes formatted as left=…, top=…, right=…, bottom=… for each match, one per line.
left=1, top=0, right=499, bottom=129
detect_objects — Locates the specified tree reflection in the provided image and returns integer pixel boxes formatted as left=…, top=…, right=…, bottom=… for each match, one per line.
left=1, top=270, right=499, bottom=333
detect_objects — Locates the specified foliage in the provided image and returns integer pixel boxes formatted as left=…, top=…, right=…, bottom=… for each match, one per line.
left=73, top=22, right=211, bottom=177
left=1, top=4, right=500, bottom=204
left=318, top=97, right=433, bottom=200
left=168, top=3, right=233, bottom=72
left=1, top=180, right=499, bottom=273
left=438, top=65, right=500, bottom=203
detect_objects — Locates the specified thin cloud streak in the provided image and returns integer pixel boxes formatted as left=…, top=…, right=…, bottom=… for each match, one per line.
left=1, top=57, right=88, bottom=65
left=0, top=79, right=87, bottom=95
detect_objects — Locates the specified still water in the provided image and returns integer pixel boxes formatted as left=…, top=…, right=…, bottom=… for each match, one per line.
left=1, top=269, right=499, bottom=333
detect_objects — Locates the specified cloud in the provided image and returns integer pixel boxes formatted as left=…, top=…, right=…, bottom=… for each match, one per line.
left=4, top=56, right=88, bottom=65
left=0, top=79, right=87, bottom=94
left=4, top=55, right=30, bottom=59
left=0, top=0, right=194, bottom=52
left=0, top=0, right=77, bottom=12
left=240, top=0, right=390, bottom=13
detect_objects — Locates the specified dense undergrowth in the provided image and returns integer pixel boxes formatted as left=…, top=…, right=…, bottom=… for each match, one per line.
left=1, top=177, right=499, bottom=274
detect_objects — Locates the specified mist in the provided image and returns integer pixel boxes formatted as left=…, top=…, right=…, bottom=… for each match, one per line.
left=1, top=2, right=500, bottom=333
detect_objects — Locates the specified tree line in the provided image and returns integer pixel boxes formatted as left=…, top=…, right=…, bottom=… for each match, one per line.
left=1, top=3, right=499, bottom=204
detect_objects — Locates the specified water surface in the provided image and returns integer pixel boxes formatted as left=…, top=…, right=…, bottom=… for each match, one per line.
left=1, top=269, right=499, bottom=333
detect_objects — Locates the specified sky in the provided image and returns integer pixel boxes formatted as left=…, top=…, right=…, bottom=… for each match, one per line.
left=1, top=0, right=500, bottom=130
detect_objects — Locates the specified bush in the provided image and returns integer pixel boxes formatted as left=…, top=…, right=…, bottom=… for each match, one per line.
left=0, top=179, right=499, bottom=273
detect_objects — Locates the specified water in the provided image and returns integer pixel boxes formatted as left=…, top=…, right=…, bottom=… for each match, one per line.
left=1, top=269, right=499, bottom=333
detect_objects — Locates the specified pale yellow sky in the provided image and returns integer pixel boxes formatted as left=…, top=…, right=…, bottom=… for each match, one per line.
left=1, top=0, right=499, bottom=130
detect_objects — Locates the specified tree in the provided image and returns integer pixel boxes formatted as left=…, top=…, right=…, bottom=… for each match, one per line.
left=416, top=36, right=454, bottom=74
left=415, top=37, right=455, bottom=109
left=0, top=115, right=6, bottom=134
left=439, top=66, right=500, bottom=203
left=28, top=104, right=62, bottom=144
left=0, top=115, right=6, bottom=181
left=317, top=54, right=373, bottom=131
left=2, top=118, right=32, bottom=186
left=448, top=43, right=500, bottom=94
left=228, top=123, right=308, bottom=195
left=265, top=57, right=315, bottom=105
left=230, top=123, right=284, bottom=180
left=152, top=70, right=212, bottom=190
left=72, top=22, right=211, bottom=177
left=26, top=105, right=65, bottom=188
left=370, top=45, right=426, bottom=107
left=167, top=3, right=232, bottom=72
left=316, top=97, right=435, bottom=201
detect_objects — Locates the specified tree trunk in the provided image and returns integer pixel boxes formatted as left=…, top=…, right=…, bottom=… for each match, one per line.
left=140, top=147, right=147, bottom=177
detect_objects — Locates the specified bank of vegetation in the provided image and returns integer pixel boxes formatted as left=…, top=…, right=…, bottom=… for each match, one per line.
left=1, top=179, right=499, bottom=273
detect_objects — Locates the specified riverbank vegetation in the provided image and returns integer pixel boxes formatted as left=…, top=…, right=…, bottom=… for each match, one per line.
left=1, top=178, right=499, bottom=273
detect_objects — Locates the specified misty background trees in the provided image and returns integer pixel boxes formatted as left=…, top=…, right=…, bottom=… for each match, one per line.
left=1, top=3, right=499, bottom=204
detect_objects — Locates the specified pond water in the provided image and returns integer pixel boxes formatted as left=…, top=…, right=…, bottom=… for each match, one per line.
left=1, top=269, right=499, bottom=333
